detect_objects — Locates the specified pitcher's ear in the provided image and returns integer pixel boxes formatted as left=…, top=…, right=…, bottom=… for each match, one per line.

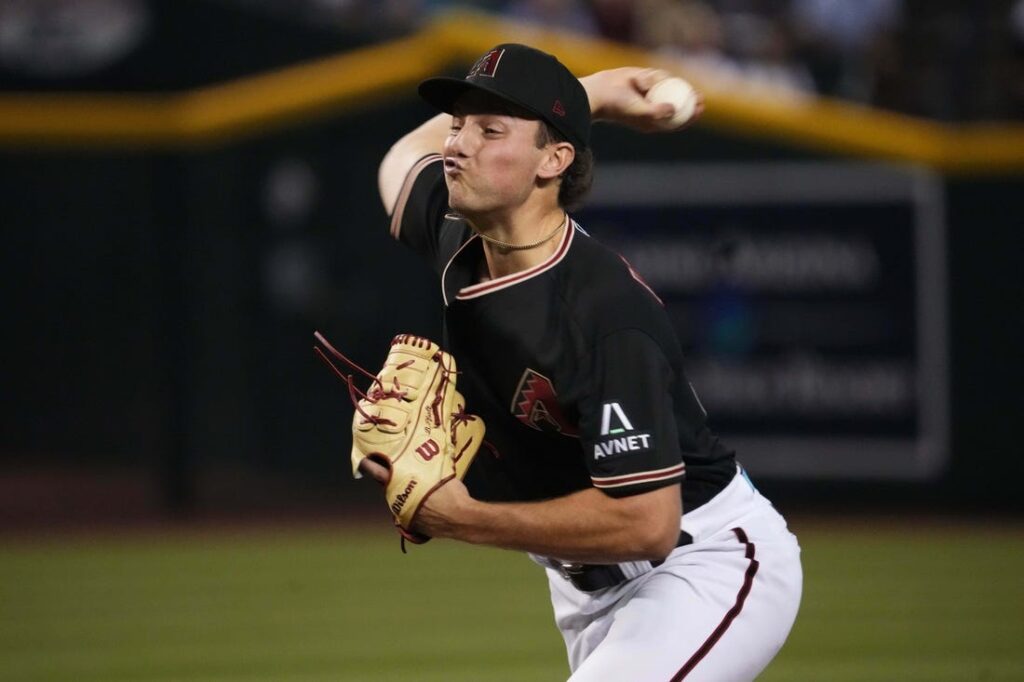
left=538, top=141, right=575, bottom=180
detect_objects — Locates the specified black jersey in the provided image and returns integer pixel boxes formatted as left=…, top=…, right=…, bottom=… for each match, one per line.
left=389, top=155, right=736, bottom=512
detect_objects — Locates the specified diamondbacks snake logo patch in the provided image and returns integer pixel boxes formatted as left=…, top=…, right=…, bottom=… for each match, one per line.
left=511, top=369, right=579, bottom=437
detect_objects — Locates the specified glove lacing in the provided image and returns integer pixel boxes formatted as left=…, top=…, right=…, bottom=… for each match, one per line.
left=313, top=331, right=466, bottom=433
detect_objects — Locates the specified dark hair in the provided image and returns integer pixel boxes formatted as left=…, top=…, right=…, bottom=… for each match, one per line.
left=535, top=121, right=594, bottom=211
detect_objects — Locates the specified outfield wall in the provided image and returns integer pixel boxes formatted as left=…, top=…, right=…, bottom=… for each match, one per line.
left=2, top=12, right=1021, bottom=515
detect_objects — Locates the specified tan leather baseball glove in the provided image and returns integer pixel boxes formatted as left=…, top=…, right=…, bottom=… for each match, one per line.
left=314, top=332, right=484, bottom=545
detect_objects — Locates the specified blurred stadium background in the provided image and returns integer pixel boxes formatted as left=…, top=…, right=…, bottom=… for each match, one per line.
left=2, top=1, right=1023, bottom=680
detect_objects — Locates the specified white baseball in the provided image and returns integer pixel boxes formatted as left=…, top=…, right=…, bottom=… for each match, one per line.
left=646, top=77, right=700, bottom=129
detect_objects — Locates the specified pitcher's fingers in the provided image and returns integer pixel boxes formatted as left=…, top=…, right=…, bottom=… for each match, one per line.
left=633, top=68, right=672, bottom=94
left=652, top=101, right=676, bottom=120
left=359, top=457, right=391, bottom=485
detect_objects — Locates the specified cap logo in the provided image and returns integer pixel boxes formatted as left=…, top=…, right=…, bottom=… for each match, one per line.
left=467, top=48, right=505, bottom=78
left=552, top=99, right=566, bottom=117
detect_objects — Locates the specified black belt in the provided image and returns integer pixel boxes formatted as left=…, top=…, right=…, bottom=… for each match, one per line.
left=559, top=530, right=693, bottom=593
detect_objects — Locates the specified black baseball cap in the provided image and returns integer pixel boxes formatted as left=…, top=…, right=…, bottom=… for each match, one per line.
left=418, top=43, right=591, bottom=150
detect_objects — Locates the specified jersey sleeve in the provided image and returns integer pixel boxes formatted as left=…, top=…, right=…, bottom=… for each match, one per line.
left=580, top=328, right=685, bottom=498
left=387, top=154, right=448, bottom=264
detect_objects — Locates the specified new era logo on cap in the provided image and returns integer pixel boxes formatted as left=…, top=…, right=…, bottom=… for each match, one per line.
left=552, top=99, right=566, bottom=117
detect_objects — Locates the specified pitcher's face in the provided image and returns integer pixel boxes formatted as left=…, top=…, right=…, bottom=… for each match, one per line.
left=443, top=94, right=547, bottom=218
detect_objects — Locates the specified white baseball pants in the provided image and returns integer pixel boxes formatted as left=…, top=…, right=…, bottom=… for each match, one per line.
left=542, top=467, right=803, bottom=681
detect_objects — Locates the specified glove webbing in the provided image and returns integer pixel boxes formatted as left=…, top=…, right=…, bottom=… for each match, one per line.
left=314, top=332, right=452, bottom=431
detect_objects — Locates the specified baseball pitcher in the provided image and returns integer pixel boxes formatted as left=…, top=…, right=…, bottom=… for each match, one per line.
left=320, top=43, right=803, bottom=681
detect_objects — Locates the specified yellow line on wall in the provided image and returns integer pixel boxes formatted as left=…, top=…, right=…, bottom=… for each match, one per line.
left=0, top=11, right=1022, bottom=173
left=176, top=30, right=449, bottom=142
left=0, top=30, right=447, bottom=147
left=0, top=94, right=177, bottom=144
left=436, top=13, right=1024, bottom=173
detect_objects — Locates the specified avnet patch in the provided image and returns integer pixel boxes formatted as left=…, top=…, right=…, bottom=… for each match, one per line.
left=593, top=432, right=653, bottom=460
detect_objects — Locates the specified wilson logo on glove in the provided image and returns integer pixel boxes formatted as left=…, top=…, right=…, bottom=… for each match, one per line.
left=415, top=439, right=440, bottom=461
left=390, top=480, right=418, bottom=516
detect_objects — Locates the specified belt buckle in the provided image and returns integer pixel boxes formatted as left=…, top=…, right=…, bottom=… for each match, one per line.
left=558, top=562, right=586, bottom=580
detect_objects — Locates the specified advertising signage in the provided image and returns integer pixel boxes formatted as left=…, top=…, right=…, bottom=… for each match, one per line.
left=579, top=162, right=947, bottom=479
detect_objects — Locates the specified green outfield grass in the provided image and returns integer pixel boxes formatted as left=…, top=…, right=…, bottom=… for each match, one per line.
left=2, top=519, right=1022, bottom=681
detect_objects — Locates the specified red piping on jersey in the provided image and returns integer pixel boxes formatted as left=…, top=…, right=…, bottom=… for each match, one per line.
left=390, top=154, right=442, bottom=240
left=440, top=230, right=479, bottom=306
left=669, top=528, right=760, bottom=681
left=591, top=463, right=685, bottom=489
left=618, top=254, right=664, bottom=306
left=447, top=218, right=576, bottom=303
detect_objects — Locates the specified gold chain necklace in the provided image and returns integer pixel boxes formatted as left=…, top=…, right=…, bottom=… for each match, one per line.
left=474, top=214, right=567, bottom=252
